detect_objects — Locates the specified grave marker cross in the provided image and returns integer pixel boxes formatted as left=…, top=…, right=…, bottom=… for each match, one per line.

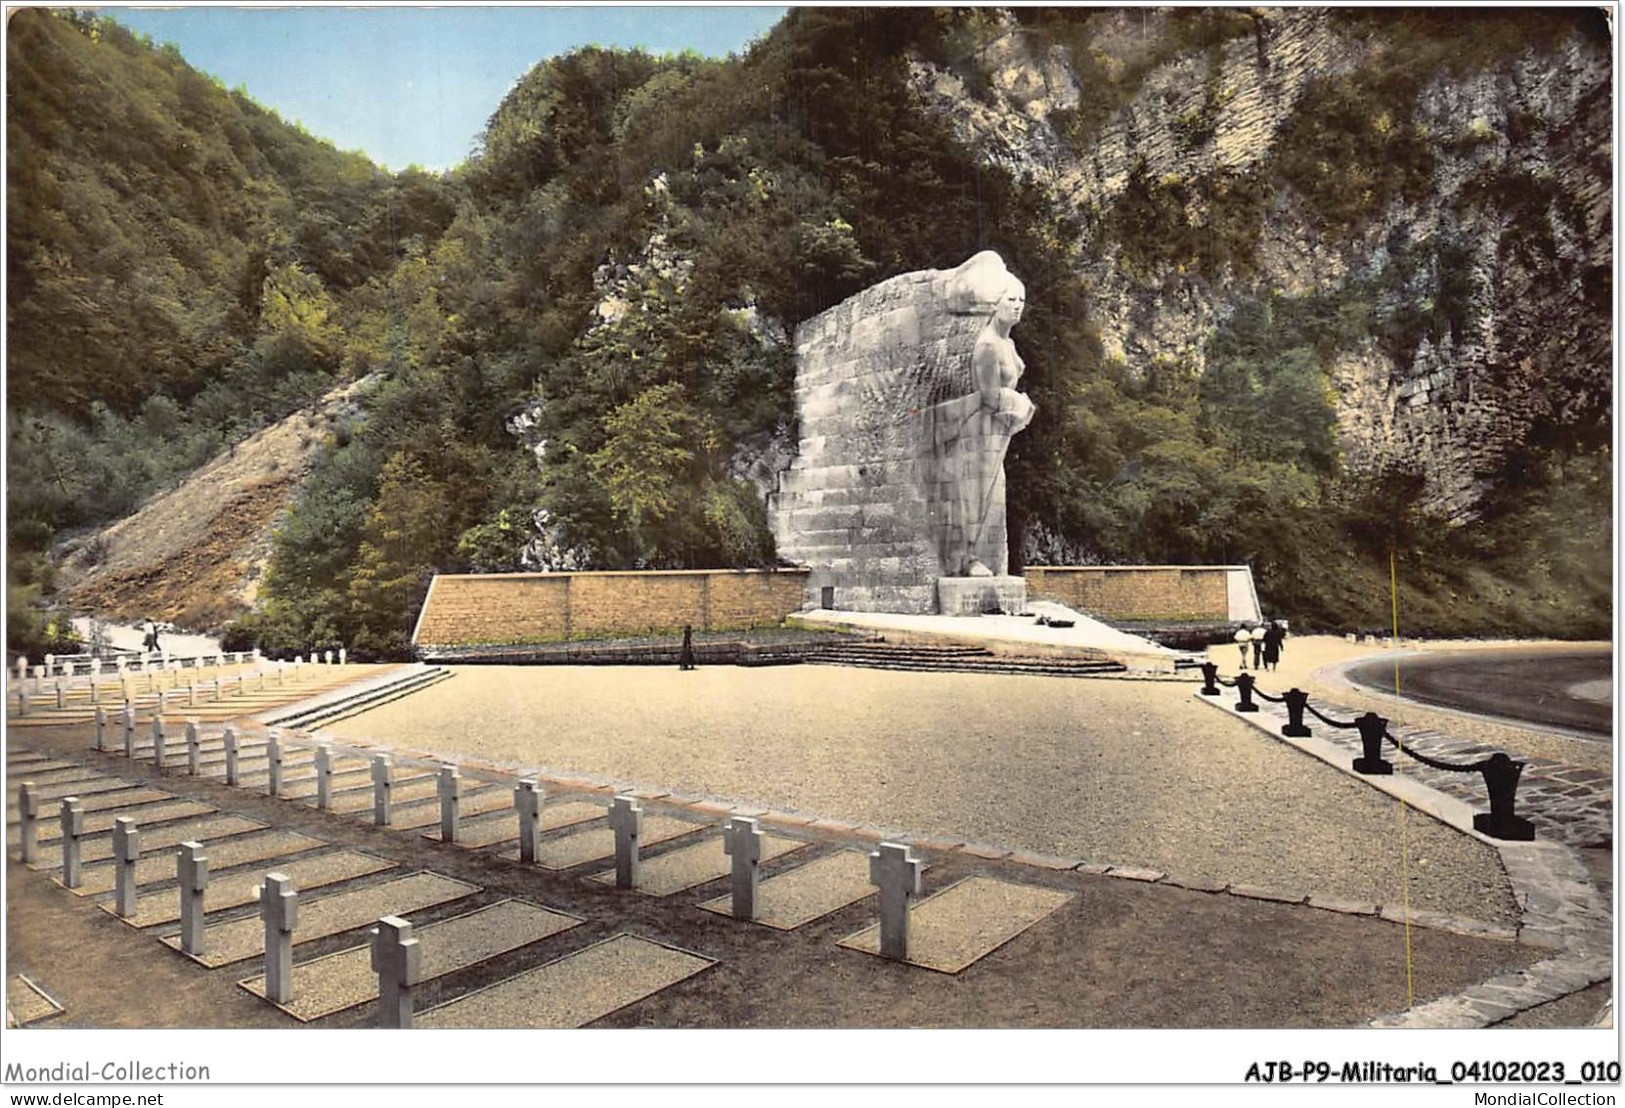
left=17, top=783, right=40, bottom=863
left=608, top=795, right=643, bottom=889
left=178, top=842, right=208, bottom=955
left=112, top=818, right=141, bottom=918
left=371, top=916, right=421, bottom=1029
left=437, top=764, right=462, bottom=842
left=869, top=842, right=923, bottom=961
left=722, top=817, right=764, bottom=920
left=514, top=779, right=544, bottom=863
left=59, top=797, right=85, bottom=888
left=314, top=743, right=334, bottom=810
left=259, top=873, right=298, bottom=1004
left=371, top=755, right=394, bottom=826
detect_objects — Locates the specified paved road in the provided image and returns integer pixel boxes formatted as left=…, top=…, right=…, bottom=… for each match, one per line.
left=1345, top=649, right=1612, bottom=738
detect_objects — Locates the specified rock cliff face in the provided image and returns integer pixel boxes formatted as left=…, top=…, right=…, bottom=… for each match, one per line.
left=910, top=8, right=1611, bottom=521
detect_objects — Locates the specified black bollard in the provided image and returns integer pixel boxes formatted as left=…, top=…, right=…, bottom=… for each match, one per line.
left=1233, top=672, right=1259, bottom=713
left=1351, top=712, right=1393, bottom=775
left=1281, top=689, right=1312, bottom=738
left=1473, top=753, right=1536, bottom=841
left=1199, top=662, right=1221, bottom=696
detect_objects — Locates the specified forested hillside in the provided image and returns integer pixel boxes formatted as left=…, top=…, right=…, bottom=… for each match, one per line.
left=8, top=8, right=1611, bottom=660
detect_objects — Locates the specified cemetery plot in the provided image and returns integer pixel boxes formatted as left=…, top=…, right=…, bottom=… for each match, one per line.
left=699, top=850, right=875, bottom=929
left=8, top=788, right=172, bottom=822
left=280, top=768, right=370, bottom=802
left=587, top=833, right=807, bottom=897
left=6, top=975, right=63, bottom=1026
left=239, top=899, right=582, bottom=1021
left=837, top=876, right=1073, bottom=973
left=167, top=872, right=479, bottom=967
left=391, top=787, right=509, bottom=831
left=109, top=850, right=395, bottom=928
left=10, top=778, right=140, bottom=804
left=416, top=933, right=714, bottom=1029
left=319, top=772, right=437, bottom=814
left=47, top=815, right=264, bottom=868
left=514, top=815, right=706, bottom=871
left=7, top=765, right=100, bottom=786
left=452, top=800, right=603, bottom=850
left=69, top=830, right=328, bottom=896
left=23, top=800, right=215, bottom=844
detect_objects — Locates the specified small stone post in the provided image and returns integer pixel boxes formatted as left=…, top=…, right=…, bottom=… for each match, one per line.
left=338, top=647, right=347, bottom=666
left=151, top=712, right=167, bottom=769
left=223, top=726, right=240, bottom=786
left=869, top=842, right=923, bottom=961
left=266, top=731, right=284, bottom=796
left=259, top=873, right=298, bottom=1004
left=122, top=703, right=136, bottom=757
left=314, top=743, right=334, bottom=810
left=17, top=783, right=40, bottom=863
left=371, top=755, right=393, bottom=826
left=323, top=650, right=333, bottom=665
left=16, top=689, right=29, bottom=718
left=58, top=797, right=85, bottom=887
left=371, top=916, right=421, bottom=1029
left=90, top=678, right=100, bottom=705
left=91, top=657, right=102, bottom=678
left=437, top=764, right=462, bottom=842
left=94, top=705, right=107, bottom=751
left=186, top=719, right=202, bottom=775
left=608, top=795, right=643, bottom=889
left=54, top=679, right=65, bottom=709
left=515, top=779, right=543, bottom=863
left=13, top=655, right=25, bottom=682
left=723, top=816, right=765, bottom=920
left=178, top=842, right=208, bottom=956
left=186, top=680, right=197, bottom=708
left=112, top=818, right=140, bottom=918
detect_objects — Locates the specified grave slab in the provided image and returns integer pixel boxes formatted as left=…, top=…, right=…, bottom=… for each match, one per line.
left=6, top=766, right=105, bottom=788
left=837, top=875, right=1073, bottom=973
left=588, top=834, right=807, bottom=896
left=239, top=899, right=581, bottom=1020
left=70, top=830, right=326, bottom=896
left=168, top=872, right=480, bottom=966
left=516, top=816, right=704, bottom=871
left=6, top=975, right=63, bottom=1026
left=416, top=934, right=714, bottom=1029
left=8, top=788, right=173, bottom=824
left=281, top=768, right=370, bottom=802
left=322, top=774, right=438, bottom=814
left=49, top=815, right=264, bottom=868
left=449, top=801, right=603, bottom=850
left=21, top=800, right=215, bottom=845
left=9, top=778, right=138, bottom=805
left=699, top=850, right=875, bottom=929
left=111, top=850, right=395, bottom=927
left=389, top=788, right=510, bottom=831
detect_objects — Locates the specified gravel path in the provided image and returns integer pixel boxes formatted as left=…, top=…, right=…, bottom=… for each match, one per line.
left=333, top=663, right=1517, bottom=922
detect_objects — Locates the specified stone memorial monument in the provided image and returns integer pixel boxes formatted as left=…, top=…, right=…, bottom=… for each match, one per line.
left=770, top=250, right=1036, bottom=616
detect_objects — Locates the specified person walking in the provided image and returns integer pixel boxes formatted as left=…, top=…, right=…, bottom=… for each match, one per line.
left=1250, top=625, right=1265, bottom=669
left=1233, top=626, right=1251, bottom=671
left=1262, top=621, right=1284, bottom=671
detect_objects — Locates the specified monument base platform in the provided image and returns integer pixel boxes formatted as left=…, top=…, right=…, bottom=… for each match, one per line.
left=788, top=602, right=1194, bottom=674
left=936, top=576, right=1027, bottom=617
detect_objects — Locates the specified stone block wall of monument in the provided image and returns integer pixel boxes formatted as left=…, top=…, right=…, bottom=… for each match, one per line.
left=769, top=254, right=1019, bottom=613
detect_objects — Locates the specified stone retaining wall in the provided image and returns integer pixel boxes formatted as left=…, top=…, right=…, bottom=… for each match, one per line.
left=1024, top=565, right=1260, bottom=622
left=411, top=570, right=811, bottom=647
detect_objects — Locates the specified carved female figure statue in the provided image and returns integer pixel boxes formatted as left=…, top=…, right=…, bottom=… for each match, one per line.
left=971, top=277, right=1037, bottom=436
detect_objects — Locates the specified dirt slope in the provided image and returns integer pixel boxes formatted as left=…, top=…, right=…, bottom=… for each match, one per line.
left=56, top=377, right=376, bottom=631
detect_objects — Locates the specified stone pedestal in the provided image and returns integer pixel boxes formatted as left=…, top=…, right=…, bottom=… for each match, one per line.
left=936, top=577, right=1027, bottom=617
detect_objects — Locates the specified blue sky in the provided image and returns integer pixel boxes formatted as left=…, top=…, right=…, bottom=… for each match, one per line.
left=105, top=6, right=789, bottom=171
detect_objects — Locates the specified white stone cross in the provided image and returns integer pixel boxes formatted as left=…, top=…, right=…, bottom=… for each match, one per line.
left=16, top=783, right=39, bottom=863
left=608, top=795, right=643, bottom=889
left=122, top=703, right=136, bottom=757
left=89, top=678, right=100, bottom=705
left=371, top=916, right=421, bottom=1029
left=186, top=680, right=197, bottom=708
left=223, top=726, right=240, bottom=786
left=437, top=764, right=462, bottom=842
left=94, top=706, right=107, bottom=751
left=514, top=779, right=544, bottom=863
left=185, top=720, right=202, bottom=775
left=177, top=842, right=208, bottom=956
left=266, top=731, right=284, bottom=796
left=314, top=743, right=334, bottom=810
left=722, top=817, right=764, bottom=920
left=323, top=650, right=333, bottom=665
left=371, top=755, right=393, bottom=826
left=16, top=689, right=29, bottom=718
left=112, top=818, right=140, bottom=918
left=151, top=713, right=167, bottom=770
left=54, top=679, right=65, bottom=710
left=13, top=655, right=25, bottom=681
left=60, top=797, right=84, bottom=887
left=338, top=647, right=347, bottom=666
left=869, top=842, right=923, bottom=961
left=258, top=873, right=298, bottom=1004
left=91, top=657, right=102, bottom=678
left=210, top=677, right=221, bottom=702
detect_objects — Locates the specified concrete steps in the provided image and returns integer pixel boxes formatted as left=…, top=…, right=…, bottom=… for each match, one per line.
left=804, top=641, right=1127, bottom=678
